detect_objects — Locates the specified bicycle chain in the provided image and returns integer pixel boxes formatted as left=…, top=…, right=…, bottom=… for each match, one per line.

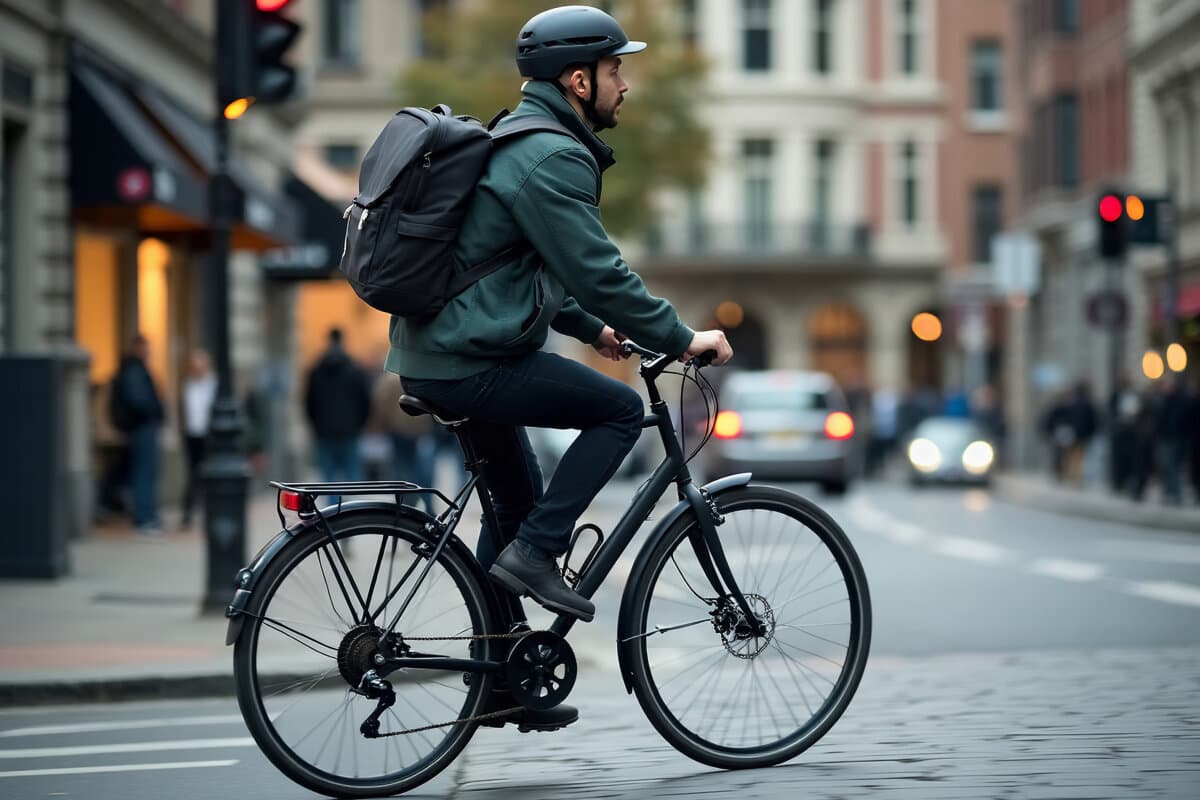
left=367, top=629, right=539, bottom=737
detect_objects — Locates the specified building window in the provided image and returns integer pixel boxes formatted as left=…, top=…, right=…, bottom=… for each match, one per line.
left=680, top=0, right=700, bottom=48
left=323, top=0, right=361, bottom=66
left=743, top=138, right=774, bottom=248
left=898, top=0, right=919, bottom=75
left=813, top=138, right=836, bottom=249
left=1053, top=0, right=1078, bottom=34
left=324, top=143, right=360, bottom=171
left=972, top=185, right=1003, bottom=263
left=1055, top=93, right=1079, bottom=188
left=742, top=0, right=772, bottom=72
left=416, top=0, right=449, bottom=58
left=971, top=41, right=1003, bottom=112
left=900, top=140, right=919, bottom=226
left=813, top=0, right=834, bottom=75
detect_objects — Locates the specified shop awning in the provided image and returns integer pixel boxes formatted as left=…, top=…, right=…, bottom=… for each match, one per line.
left=69, top=50, right=302, bottom=250
left=134, top=83, right=303, bottom=249
left=259, top=176, right=345, bottom=280
left=70, top=57, right=210, bottom=232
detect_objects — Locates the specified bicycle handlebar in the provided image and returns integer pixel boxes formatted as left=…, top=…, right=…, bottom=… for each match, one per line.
left=619, top=341, right=718, bottom=369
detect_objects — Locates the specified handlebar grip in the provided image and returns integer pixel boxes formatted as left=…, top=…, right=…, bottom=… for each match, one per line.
left=689, top=349, right=718, bottom=367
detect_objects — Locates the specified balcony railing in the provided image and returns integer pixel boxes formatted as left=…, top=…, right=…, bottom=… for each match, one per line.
left=645, top=220, right=872, bottom=260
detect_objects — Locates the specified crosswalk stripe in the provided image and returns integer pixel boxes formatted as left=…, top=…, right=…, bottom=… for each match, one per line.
left=0, top=715, right=245, bottom=738
left=0, top=737, right=254, bottom=759
left=1125, top=581, right=1200, bottom=607
left=0, top=760, right=237, bottom=779
left=1029, top=559, right=1105, bottom=582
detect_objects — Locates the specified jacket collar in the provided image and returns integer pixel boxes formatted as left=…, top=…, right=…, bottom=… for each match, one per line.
left=510, top=80, right=616, bottom=172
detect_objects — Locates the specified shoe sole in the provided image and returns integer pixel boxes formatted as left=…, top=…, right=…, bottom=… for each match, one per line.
left=488, top=566, right=595, bottom=623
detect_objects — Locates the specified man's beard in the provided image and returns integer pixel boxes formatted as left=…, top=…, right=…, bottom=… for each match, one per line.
left=591, top=96, right=622, bottom=131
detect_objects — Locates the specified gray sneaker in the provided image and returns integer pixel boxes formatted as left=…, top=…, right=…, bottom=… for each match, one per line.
left=489, top=542, right=595, bottom=622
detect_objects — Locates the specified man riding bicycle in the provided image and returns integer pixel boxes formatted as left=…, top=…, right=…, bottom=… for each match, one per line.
left=389, top=5, right=732, bottom=730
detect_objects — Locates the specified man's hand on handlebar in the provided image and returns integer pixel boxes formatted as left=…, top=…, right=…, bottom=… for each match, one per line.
left=591, top=326, right=630, bottom=362
left=683, top=329, right=733, bottom=366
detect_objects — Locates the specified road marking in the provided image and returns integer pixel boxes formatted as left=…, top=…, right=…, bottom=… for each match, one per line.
left=1125, top=581, right=1200, bottom=607
left=1029, top=559, right=1105, bottom=582
left=0, top=760, right=238, bottom=779
left=0, top=714, right=245, bottom=738
left=931, top=536, right=1009, bottom=563
left=0, top=737, right=254, bottom=759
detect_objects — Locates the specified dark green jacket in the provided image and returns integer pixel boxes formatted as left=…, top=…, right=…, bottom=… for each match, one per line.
left=386, top=81, right=694, bottom=379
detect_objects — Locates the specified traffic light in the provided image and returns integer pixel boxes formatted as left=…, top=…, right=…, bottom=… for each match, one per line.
left=217, top=0, right=302, bottom=118
left=1097, top=191, right=1128, bottom=259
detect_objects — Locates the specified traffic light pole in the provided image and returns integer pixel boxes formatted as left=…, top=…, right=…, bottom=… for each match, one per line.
left=1165, top=174, right=1182, bottom=351
left=201, top=68, right=250, bottom=615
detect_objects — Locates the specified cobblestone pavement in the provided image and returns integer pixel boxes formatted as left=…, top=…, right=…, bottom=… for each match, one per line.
left=452, top=646, right=1200, bottom=799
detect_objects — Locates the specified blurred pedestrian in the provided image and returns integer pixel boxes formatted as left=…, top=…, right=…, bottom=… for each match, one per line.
left=1041, top=390, right=1072, bottom=482
left=867, top=385, right=898, bottom=477
left=109, top=334, right=165, bottom=535
left=304, top=328, right=371, bottom=500
left=1154, top=375, right=1191, bottom=505
left=92, top=380, right=129, bottom=521
left=1108, top=376, right=1142, bottom=495
left=179, top=348, right=217, bottom=529
left=1063, top=382, right=1098, bottom=485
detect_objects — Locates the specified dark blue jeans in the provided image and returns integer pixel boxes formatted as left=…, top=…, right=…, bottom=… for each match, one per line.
left=129, top=423, right=160, bottom=528
left=401, top=351, right=644, bottom=569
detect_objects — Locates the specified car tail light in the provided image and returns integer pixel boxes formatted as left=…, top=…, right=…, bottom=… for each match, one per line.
left=824, top=411, right=854, bottom=440
left=713, top=410, right=743, bottom=439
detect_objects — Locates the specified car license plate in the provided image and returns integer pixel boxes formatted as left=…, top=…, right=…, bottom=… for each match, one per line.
left=764, top=431, right=807, bottom=446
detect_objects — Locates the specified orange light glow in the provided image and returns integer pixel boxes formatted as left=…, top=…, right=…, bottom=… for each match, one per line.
left=713, top=410, right=743, bottom=439
left=224, top=97, right=252, bottom=119
left=1125, top=195, right=1145, bottom=221
left=911, top=312, right=943, bottom=342
left=824, top=412, right=855, bottom=440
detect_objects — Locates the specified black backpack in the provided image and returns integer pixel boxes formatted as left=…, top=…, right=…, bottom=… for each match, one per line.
left=339, top=105, right=576, bottom=318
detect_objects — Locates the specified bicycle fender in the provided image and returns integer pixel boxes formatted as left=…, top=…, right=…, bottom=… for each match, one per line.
left=224, top=501, right=442, bottom=646
left=614, top=473, right=753, bottom=693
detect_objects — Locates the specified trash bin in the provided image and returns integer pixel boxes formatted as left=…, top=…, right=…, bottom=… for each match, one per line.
left=0, top=354, right=88, bottom=578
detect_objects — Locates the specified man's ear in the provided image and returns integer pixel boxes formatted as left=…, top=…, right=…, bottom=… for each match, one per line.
left=569, top=67, right=590, bottom=97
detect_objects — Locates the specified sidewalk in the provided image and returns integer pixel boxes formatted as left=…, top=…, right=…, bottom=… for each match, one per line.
left=0, top=490, right=289, bottom=706
left=0, top=480, right=634, bottom=707
left=995, top=472, right=1200, bottom=533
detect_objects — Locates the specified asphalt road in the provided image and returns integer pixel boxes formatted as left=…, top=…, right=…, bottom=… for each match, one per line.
left=3, top=480, right=1198, bottom=799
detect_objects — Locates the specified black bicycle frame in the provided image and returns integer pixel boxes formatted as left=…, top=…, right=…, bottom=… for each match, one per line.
left=378, top=351, right=765, bottom=674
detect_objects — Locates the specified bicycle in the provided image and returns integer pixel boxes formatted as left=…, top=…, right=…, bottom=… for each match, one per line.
left=225, top=342, right=872, bottom=797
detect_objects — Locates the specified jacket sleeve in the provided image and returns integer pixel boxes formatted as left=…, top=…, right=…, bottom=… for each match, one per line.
left=551, top=296, right=605, bottom=344
left=510, top=149, right=694, bottom=357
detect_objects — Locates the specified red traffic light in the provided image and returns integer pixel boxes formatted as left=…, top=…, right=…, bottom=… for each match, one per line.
left=1099, top=194, right=1122, bottom=223
left=256, top=0, right=291, bottom=10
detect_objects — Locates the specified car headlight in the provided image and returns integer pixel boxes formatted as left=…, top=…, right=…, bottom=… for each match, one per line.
left=962, top=441, right=994, bottom=475
left=907, top=438, right=941, bottom=472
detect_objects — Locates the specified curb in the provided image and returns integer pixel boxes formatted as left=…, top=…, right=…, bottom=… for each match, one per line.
left=995, top=474, right=1200, bottom=533
left=0, top=672, right=241, bottom=708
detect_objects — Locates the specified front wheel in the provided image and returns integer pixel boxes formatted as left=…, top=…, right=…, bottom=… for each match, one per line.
left=626, top=485, right=871, bottom=770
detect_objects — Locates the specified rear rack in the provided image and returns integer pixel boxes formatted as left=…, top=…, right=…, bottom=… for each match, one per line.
left=269, top=481, right=459, bottom=529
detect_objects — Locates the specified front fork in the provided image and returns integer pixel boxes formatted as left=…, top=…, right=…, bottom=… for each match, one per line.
left=682, top=483, right=768, bottom=637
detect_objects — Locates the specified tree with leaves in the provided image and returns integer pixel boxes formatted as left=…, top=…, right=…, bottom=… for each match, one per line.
left=400, top=0, right=710, bottom=236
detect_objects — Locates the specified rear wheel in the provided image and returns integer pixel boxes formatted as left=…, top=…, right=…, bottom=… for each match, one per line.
left=233, top=510, right=496, bottom=797
left=626, top=485, right=871, bottom=770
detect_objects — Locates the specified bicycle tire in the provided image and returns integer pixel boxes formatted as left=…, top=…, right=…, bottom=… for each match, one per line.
left=626, top=485, right=871, bottom=770
left=233, top=509, right=497, bottom=797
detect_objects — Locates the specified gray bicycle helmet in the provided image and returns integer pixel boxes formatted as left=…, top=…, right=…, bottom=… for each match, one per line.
left=516, top=5, right=647, bottom=80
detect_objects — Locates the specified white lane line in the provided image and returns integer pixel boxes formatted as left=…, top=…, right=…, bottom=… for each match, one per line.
left=0, top=737, right=254, bottom=759
left=0, top=760, right=238, bottom=779
left=1096, top=540, right=1200, bottom=565
left=1029, top=559, right=1105, bottom=582
left=1125, top=581, right=1200, bottom=607
left=1, top=715, right=245, bottom=738
left=931, top=536, right=1009, bottom=563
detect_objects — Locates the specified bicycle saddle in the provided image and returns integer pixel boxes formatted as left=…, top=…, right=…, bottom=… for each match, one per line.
left=398, top=394, right=469, bottom=425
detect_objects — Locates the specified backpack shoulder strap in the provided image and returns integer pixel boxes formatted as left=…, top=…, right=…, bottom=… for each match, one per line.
left=490, top=116, right=578, bottom=145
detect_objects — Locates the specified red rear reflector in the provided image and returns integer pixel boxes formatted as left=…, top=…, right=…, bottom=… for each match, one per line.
left=280, top=490, right=303, bottom=511
left=824, top=411, right=854, bottom=440
left=714, top=410, right=743, bottom=439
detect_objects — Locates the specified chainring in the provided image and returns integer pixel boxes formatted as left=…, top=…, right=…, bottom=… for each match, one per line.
left=504, top=631, right=577, bottom=711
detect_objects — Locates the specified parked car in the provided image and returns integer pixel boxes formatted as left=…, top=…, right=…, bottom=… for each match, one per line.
left=905, top=416, right=996, bottom=486
left=702, top=370, right=858, bottom=494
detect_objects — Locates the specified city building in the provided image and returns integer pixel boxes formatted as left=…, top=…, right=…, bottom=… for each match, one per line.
left=1007, top=0, right=1135, bottom=468
left=1128, top=0, right=1200, bottom=381
left=1, top=0, right=307, bottom=543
